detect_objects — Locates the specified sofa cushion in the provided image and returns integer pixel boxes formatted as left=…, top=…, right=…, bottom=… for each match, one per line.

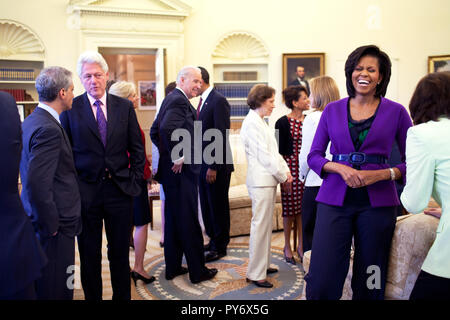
left=229, top=184, right=282, bottom=210
left=385, top=213, right=439, bottom=299
left=229, top=184, right=252, bottom=209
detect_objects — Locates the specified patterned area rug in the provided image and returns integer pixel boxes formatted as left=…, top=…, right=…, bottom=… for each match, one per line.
left=135, top=244, right=304, bottom=300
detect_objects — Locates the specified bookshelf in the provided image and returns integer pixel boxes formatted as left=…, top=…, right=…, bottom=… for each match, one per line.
left=0, top=59, right=44, bottom=120
left=213, top=63, right=268, bottom=129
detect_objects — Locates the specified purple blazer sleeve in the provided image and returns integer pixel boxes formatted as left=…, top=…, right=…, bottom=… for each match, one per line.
left=307, top=105, right=331, bottom=178
left=394, top=106, right=413, bottom=185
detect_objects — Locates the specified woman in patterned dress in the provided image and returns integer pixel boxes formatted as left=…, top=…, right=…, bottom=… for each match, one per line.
left=275, top=85, right=310, bottom=264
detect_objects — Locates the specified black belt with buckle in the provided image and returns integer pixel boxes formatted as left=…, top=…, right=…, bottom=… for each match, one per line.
left=332, top=152, right=387, bottom=166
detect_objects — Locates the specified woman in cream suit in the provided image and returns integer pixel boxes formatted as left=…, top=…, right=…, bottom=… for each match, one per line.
left=401, top=71, right=450, bottom=299
left=240, top=84, right=293, bottom=288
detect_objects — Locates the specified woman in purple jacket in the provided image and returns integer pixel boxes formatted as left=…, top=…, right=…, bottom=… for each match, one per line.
left=304, top=45, right=412, bottom=300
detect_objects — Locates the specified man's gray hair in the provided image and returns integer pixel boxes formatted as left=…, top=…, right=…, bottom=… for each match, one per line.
left=176, top=66, right=201, bottom=85
left=76, top=51, right=109, bottom=77
left=35, top=66, right=72, bottom=102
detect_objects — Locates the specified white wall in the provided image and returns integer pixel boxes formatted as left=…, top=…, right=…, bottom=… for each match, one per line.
left=182, top=0, right=450, bottom=124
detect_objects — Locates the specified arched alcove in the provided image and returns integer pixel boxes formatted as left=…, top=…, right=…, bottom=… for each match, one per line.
left=0, top=20, right=45, bottom=60
left=212, top=31, right=269, bottom=62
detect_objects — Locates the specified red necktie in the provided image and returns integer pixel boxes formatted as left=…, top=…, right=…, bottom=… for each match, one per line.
left=196, top=97, right=203, bottom=119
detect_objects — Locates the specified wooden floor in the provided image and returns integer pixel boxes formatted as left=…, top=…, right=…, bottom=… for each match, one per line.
left=73, top=200, right=288, bottom=300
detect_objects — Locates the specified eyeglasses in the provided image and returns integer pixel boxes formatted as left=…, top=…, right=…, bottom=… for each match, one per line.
left=82, top=73, right=105, bottom=81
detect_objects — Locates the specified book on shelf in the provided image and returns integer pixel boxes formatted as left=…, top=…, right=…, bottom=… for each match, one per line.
left=223, top=71, right=257, bottom=81
left=214, top=82, right=267, bottom=98
left=0, top=88, right=25, bottom=101
left=0, top=68, right=35, bottom=81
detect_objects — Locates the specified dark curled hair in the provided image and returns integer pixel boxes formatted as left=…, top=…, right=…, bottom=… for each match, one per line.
left=345, top=45, right=391, bottom=97
left=165, top=81, right=177, bottom=96
left=409, top=71, right=450, bottom=125
left=247, top=84, right=275, bottom=110
left=282, top=85, right=307, bottom=109
left=198, top=66, right=210, bottom=84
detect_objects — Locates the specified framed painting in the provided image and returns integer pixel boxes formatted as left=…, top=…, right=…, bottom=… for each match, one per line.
left=282, top=53, right=325, bottom=90
left=428, top=55, right=450, bottom=73
left=138, top=80, right=157, bottom=110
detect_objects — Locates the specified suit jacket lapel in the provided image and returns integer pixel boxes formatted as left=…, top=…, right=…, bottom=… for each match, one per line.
left=106, top=94, right=119, bottom=147
left=36, top=107, right=72, bottom=150
left=80, top=93, right=103, bottom=144
left=200, top=89, right=214, bottom=117
left=341, top=98, right=356, bottom=152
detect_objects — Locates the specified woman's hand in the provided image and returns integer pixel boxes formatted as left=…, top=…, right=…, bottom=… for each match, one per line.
left=356, top=170, right=385, bottom=187
left=424, top=207, right=442, bottom=219
left=281, top=172, right=293, bottom=194
left=333, top=163, right=363, bottom=188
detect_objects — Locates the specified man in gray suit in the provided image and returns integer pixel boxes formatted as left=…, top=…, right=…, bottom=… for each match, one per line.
left=20, top=66, right=82, bottom=300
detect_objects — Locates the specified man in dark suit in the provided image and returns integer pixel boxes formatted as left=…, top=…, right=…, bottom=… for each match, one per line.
left=0, top=91, right=47, bottom=300
left=60, top=51, right=145, bottom=300
left=289, top=65, right=310, bottom=94
left=196, top=67, right=234, bottom=262
left=150, top=66, right=217, bottom=284
left=20, top=66, right=81, bottom=300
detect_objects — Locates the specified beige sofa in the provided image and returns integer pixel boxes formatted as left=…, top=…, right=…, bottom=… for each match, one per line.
left=302, top=210, right=440, bottom=300
left=228, top=134, right=284, bottom=237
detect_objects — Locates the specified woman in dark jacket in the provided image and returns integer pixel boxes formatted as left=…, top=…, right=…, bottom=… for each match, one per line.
left=275, top=85, right=310, bottom=265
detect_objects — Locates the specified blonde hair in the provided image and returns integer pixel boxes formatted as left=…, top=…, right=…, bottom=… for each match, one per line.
left=309, top=76, right=340, bottom=111
left=108, top=81, right=136, bottom=99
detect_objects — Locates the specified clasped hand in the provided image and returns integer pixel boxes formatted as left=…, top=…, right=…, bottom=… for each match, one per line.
left=338, top=165, right=380, bottom=188
left=281, top=172, right=294, bottom=194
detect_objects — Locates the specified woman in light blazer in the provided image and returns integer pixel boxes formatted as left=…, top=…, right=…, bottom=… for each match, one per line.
left=240, top=84, right=293, bottom=288
left=298, top=76, right=340, bottom=254
left=401, top=71, right=450, bottom=300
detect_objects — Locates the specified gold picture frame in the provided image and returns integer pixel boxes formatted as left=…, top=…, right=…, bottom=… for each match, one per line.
left=428, top=55, right=450, bottom=73
left=282, top=53, right=325, bottom=90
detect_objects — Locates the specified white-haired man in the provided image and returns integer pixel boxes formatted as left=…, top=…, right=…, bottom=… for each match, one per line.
left=150, top=66, right=217, bottom=284
left=60, top=51, right=145, bottom=300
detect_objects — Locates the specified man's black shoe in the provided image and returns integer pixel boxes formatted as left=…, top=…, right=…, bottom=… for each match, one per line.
left=205, top=251, right=226, bottom=263
left=204, top=243, right=212, bottom=251
left=191, top=268, right=218, bottom=284
left=165, top=267, right=188, bottom=280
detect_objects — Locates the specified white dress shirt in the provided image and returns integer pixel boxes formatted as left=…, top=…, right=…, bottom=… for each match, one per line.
left=87, top=93, right=107, bottom=120
left=401, top=117, right=450, bottom=278
left=298, top=110, right=331, bottom=186
left=38, top=102, right=60, bottom=124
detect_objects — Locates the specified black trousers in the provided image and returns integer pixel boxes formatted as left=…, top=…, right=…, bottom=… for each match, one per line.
left=77, top=179, right=132, bottom=300
left=301, top=186, right=320, bottom=253
left=0, top=282, right=36, bottom=300
left=163, top=172, right=206, bottom=282
left=35, top=232, right=75, bottom=300
left=305, top=188, right=397, bottom=300
left=410, top=270, right=450, bottom=300
left=198, top=168, right=232, bottom=253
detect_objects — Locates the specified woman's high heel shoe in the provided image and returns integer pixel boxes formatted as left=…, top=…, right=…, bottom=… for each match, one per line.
left=284, top=247, right=296, bottom=265
left=131, top=271, right=155, bottom=285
